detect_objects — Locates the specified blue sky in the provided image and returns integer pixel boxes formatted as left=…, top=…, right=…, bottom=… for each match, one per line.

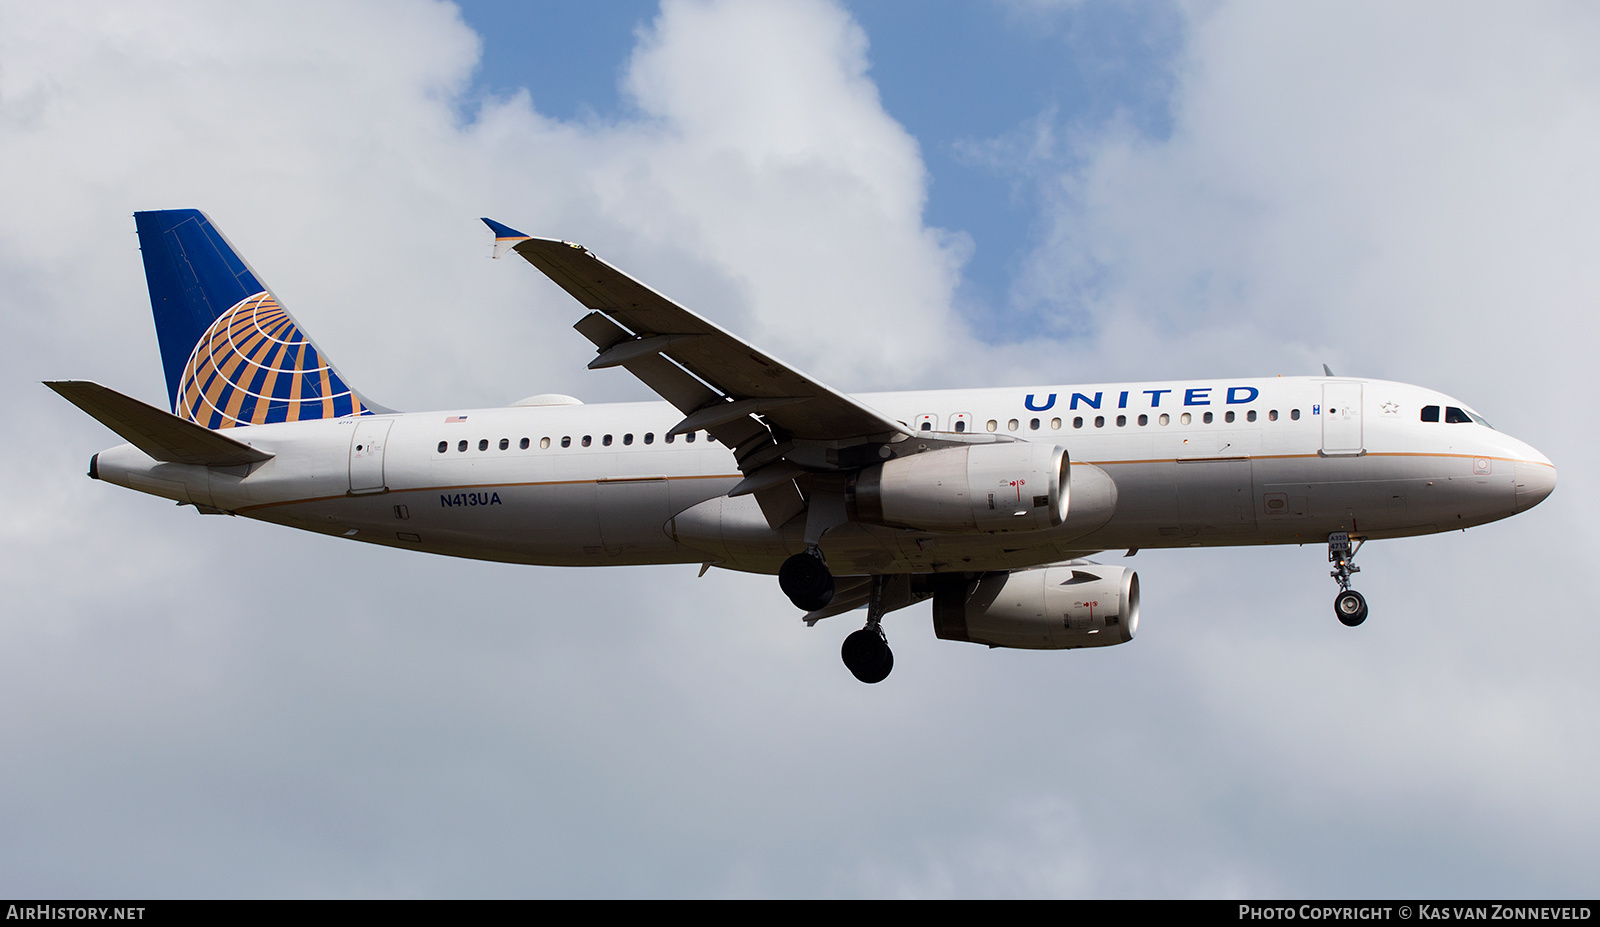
left=1, top=0, right=1596, bottom=899
left=457, top=0, right=1183, bottom=331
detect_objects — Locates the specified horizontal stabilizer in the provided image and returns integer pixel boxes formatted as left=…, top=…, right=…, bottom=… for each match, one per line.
left=44, top=380, right=274, bottom=467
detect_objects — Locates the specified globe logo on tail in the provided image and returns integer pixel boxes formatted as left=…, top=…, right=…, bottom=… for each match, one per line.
left=177, top=291, right=367, bottom=429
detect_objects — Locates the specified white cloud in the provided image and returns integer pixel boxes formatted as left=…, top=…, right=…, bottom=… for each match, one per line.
left=988, top=0, right=1600, bottom=894
left=1, top=0, right=1595, bottom=898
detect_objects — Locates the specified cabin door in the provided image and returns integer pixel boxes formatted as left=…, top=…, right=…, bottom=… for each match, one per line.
left=349, top=419, right=393, bottom=494
left=1321, top=382, right=1364, bottom=456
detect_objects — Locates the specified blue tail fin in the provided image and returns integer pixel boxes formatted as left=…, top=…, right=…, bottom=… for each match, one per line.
left=134, top=209, right=379, bottom=429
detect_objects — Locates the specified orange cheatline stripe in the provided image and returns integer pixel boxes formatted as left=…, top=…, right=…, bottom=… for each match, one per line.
left=1085, top=451, right=1545, bottom=467
left=232, top=473, right=743, bottom=514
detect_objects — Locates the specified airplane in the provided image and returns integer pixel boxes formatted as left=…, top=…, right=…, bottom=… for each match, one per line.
left=47, top=209, right=1558, bottom=683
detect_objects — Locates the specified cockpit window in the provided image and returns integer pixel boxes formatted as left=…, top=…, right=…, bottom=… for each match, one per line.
left=1442, top=406, right=1495, bottom=429
left=1421, top=405, right=1440, bottom=423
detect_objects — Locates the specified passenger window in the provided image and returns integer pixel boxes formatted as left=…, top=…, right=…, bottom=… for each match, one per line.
left=1007, top=419, right=1019, bottom=432
left=1181, top=413, right=1192, bottom=425
left=561, top=436, right=571, bottom=448
left=1225, top=411, right=1235, bottom=423
left=437, top=441, right=447, bottom=454
left=478, top=439, right=489, bottom=451
left=458, top=440, right=468, bottom=452
left=540, top=437, right=551, bottom=449
left=1421, top=405, right=1440, bottom=422
left=602, top=435, right=613, bottom=446
left=686, top=432, right=696, bottom=443
left=953, top=420, right=964, bottom=433
left=1094, top=415, right=1105, bottom=428
left=1116, top=415, right=1126, bottom=427
left=1203, top=412, right=1213, bottom=424
left=1291, top=409, right=1300, bottom=421
left=1137, top=414, right=1148, bottom=426
left=1030, top=418, right=1040, bottom=430
left=499, top=438, right=509, bottom=450
left=665, top=433, right=675, bottom=444
left=1269, top=410, right=1279, bottom=422
left=644, top=433, right=654, bottom=445
left=1050, top=418, right=1062, bottom=430
left=582, top=436, right=592, bottom=447
left=1073, top=417, right=1084, bottom=429
left=520, top=438, right=529, bottom=449
left=1159, top=413, right=1170, bottom=425
left=920, top=421, right=931, bottom=431
left=1446, top=406, right=1471, bottom=424
left=1247, top=410, right=1256, bottom=422
left=986, top=420, right=997, bottom=432
left=624, top=433, right=633, bottom=446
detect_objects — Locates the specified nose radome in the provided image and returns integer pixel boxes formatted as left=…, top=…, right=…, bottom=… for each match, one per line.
left=1514, top=459, right=1557, bottom=512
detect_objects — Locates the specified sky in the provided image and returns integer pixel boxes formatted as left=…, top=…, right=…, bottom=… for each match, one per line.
left=1, top=0, right=1596, bottom=899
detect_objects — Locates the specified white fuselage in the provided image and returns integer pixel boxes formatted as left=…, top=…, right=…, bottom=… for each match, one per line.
left=89, top=376, right=1557, bottom=576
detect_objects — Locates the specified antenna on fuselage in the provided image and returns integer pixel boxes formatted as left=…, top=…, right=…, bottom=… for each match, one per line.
left=1323, top=364, right=1336, bottom=377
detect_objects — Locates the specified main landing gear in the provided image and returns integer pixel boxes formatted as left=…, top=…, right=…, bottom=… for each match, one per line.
left=779, top=548, right=834, bottom=612
left=841, top=575, right=894, bottom=684
left=1328, top=531, right=1369, bottom=627
left=780, top=551, right=895, bottom=683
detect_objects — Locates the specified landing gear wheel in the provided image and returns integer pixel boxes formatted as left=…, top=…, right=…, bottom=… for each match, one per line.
left=1327, top=532, right=1369, bottom=627
left=1334, top=589, right=1369, bottom=627
left=779, top=550, right=834, bottom=612
left=842, top=627, right=894, bottom=684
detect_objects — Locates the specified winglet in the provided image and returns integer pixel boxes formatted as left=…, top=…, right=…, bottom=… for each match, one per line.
left=481, top=218, right=532, bottom=259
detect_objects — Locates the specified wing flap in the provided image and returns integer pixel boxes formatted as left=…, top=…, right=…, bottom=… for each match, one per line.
left=45, top=380, right=274, bottom=467
left=571, top=309, right=805, bottom=526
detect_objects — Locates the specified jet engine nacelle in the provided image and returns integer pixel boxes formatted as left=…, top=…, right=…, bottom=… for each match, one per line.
left=851, top=442, right=1068, bottom=533
left=932, top=564, right=1139, bottom=650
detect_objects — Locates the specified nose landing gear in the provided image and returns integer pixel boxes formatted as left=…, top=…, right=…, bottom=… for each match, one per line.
left=1329, top=532, right=1369, bottom=627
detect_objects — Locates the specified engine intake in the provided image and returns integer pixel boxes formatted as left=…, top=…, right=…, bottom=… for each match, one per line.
left=932, top=564, right=1139, bottom=650
left=851, top=442, right=1068, bottom=533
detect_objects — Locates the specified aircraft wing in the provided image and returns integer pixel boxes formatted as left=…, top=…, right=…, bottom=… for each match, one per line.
left=498, top=231, right=912, bottom=449
left=490, top=222, right=916, bottom=527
